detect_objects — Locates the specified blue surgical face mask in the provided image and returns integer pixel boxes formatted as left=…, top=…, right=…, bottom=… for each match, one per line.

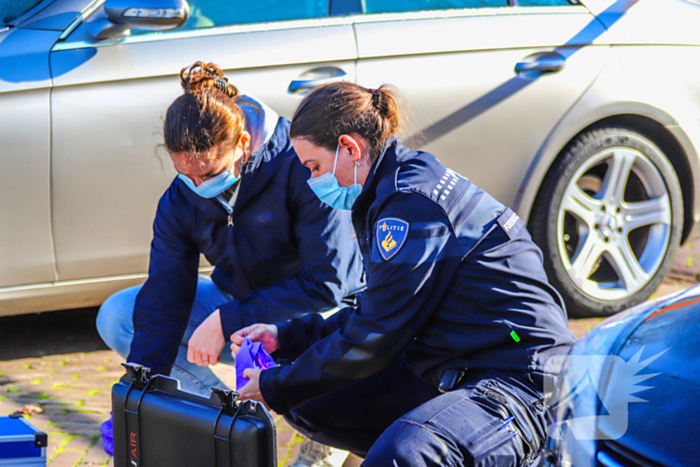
left=178, top=160, right=239, bottom=199
left=307, top=145, right=362, bottom=210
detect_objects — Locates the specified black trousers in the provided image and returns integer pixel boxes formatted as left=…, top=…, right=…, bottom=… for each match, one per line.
left=285, top=356, right=548, bottom=467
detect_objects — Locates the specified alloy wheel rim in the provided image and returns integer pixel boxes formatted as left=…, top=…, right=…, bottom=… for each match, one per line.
left=557, top=147, right=672, bottom=301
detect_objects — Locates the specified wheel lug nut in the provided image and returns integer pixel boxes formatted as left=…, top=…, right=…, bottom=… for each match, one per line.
left=594, top=223, right=599, bottom=230
left=617, top=227, right=623, bottom=233
left=616, top=207, right=621, bottom=214
left=601, top=205, right=606, bottom=212
left=604, top=237, right=609, bottom=243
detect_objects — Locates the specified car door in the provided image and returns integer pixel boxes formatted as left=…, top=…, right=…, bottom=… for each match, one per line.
left=48, top=0, right=357, bottom=281
left=353, top=0, right=610, bottom=211
left=0, top=0, right=62, bottom=291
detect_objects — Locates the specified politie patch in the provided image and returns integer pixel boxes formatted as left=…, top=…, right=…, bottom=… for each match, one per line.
left=376, top=218, right=409, bottom=261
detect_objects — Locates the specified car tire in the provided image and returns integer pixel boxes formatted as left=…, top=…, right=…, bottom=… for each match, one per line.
left=530, top=127, right=683, bottom=318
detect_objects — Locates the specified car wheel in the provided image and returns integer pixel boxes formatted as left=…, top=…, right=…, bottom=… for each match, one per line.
left=530, top=127, right=683, bottom=318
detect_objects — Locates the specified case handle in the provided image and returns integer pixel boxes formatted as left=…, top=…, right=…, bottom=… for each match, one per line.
left=122, top=363, right=151, bottom=390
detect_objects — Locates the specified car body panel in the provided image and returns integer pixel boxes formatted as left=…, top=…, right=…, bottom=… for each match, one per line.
left=583, top=0, right=700, bottom=46
left=595, top=301, right=700, bottom=466
left=0, top=27, right=59, bottom=289
left=0, top=273, right=147, bottom=316
left=515, top=44, right=700, bottom=230
left=48, top=21, right=356, bottom=280
left=354, top=8, right=610, bottom=207
left=545, top=285, right=700, bottom=467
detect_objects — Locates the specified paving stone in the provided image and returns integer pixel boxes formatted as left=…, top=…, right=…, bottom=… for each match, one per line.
left=276, top=427, right=296, bottom=447
left=47, top=439, right=65, bottom=460
left=64, top=436, right=95, bottom=451
left=282, top=442, right=302, bottom=467
left=343, top=454, right=364, bottom=467
left=58, top=428, right=102, bottom=436
left=80, top=443, right=110, bottom=465
left=49, top=449, right=83, bottom=467
left=26, top=415, right=53, bottom=428
left=53, top=421, right=102, bottom=430
left=61, top=412, right=106, bottom=423
left=277, top=446, right=291, bottom=465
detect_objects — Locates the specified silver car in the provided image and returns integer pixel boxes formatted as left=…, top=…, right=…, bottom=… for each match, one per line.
left=2, top=0, right=700, bottom=318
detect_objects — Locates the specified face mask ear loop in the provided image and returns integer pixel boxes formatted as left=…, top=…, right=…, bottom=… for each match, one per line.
left=332, top=144, right=340, bottom=176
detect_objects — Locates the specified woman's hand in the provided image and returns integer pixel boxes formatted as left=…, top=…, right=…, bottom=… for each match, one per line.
left=187, top=309, right=225, bottom=366
left=237, top=368, right=270, bottom=410
left=230, top=323, right=279, bottom=356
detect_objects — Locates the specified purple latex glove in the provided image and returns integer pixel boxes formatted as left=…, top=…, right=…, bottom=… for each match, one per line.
left=101, top=412, right=113, bottom=456
left=236, top=338, right=278, bottom=391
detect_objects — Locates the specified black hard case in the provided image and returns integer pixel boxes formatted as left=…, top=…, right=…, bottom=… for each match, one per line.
left=112, top=364, right=276, bottom=467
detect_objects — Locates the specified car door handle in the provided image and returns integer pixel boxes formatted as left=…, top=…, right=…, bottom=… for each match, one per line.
left=514, top=55, right=566, bottom=74
left=288, top=67, right=347, bottom=96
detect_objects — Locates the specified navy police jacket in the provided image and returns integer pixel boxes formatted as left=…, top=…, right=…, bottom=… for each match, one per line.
left=127, top=117, right=364, bottom=377
left=260, top=138, right=577, bottom=414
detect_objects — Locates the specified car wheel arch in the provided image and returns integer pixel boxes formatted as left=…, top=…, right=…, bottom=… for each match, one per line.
left=516, top=106, right=695, bottom=245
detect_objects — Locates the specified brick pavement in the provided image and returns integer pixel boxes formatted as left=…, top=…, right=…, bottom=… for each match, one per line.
left=1, top=242, right=698, bottom=467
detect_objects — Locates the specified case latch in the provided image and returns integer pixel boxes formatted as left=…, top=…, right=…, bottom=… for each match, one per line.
left=122, top=363, right=151, bottom=390
left=211, top=387, right=240, bottom=415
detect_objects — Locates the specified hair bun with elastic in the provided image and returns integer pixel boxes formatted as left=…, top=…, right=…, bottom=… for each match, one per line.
left=179, top=61, right=240, bottom=99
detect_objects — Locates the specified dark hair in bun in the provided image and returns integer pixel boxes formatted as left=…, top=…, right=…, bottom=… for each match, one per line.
left=163, top=61, right=245, bottom=158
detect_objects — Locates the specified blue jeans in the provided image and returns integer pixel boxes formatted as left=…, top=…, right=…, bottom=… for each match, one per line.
left=96, top=275, right=235, bottom=397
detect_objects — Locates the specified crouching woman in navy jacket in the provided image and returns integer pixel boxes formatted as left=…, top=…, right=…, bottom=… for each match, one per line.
left=96, top=62, right=363, bottom=397
left=232, top=83, right=577, bottom=467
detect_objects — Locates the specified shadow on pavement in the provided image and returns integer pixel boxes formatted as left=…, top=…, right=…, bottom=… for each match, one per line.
left=0, top=308, right=108, bottom=360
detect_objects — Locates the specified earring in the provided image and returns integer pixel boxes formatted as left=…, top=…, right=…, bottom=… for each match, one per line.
left=355, top=159, right=361, bottom=167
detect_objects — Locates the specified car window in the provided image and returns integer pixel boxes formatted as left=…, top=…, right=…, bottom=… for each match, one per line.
left=361, top=0, right=573, bottom=13
left=362, top=0, right=508, bottom=13
left=515, top=0, right=572, bottom=6
left=0, top=0, right=43, bottom=26
left=180, top=0, right=329, bottom=30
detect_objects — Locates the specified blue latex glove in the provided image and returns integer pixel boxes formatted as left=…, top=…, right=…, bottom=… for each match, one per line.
left=101, top=412, right=113, bottom=456
left=236, top=338, right=278, bottom=390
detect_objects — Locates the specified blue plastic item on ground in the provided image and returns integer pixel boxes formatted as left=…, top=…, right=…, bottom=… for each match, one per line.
left=0, top=415, right=47, bottom=466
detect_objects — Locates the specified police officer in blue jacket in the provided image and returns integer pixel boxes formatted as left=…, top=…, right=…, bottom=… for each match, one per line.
left=96, top=62, right=364, bottom=399
left=233, top=83, right=577, bottom=466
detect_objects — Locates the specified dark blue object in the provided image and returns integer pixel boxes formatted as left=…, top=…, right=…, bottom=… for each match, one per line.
left=101, top=413, right=113, bottom=457
left=599, top=292, right=700, bottom=466
left=0, top=415, right=46, bottom=464
left=284, top=357, right=546, bottom=463
left=127, top=118, right=364, bottom=378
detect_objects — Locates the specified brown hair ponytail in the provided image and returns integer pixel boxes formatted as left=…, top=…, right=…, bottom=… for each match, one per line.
left=289, top=82, right=405, bottom=163
left=163, top=61, right=245, bottom=158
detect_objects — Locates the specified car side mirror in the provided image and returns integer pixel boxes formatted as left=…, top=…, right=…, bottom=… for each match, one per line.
left=88, top=0, right=189, bottom=40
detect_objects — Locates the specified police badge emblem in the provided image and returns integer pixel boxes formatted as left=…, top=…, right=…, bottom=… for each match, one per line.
left=376, top=218, right=409, bottom=261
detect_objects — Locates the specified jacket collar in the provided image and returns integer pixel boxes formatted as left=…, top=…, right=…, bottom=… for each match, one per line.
left=352, top=137, right=408, bottom=216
